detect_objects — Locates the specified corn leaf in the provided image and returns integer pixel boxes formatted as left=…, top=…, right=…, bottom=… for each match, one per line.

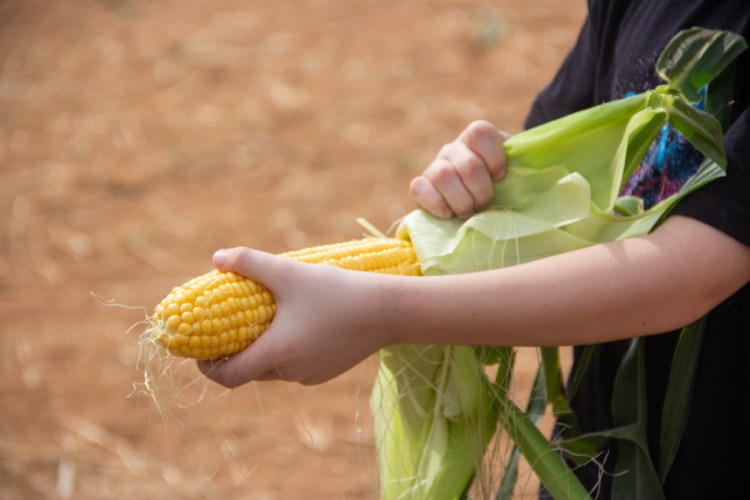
left=540, top=347, right=579, bottom=437
left=566, top=345, right=595, bottom=400
left=497, top=396, right=592, bottom=500
left=664, top=95, right=727, bottom=169
left=503, top=93, right=649, bottom=212
left=610, top=339, right=664, bottom=500
left=657, top=28, right=748, bottom=104
left=372, top=344, right=498, bottom=499
left=496, top=365, right=547, bottom=500
left=658, top=315, right=706, bottom=481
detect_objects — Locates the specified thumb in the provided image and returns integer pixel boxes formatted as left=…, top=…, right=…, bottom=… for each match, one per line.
left=212, top=247, right=287, bottom=287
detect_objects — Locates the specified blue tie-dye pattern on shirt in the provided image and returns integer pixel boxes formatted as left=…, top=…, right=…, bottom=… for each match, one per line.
left=619, top=90, right=706, bottom=208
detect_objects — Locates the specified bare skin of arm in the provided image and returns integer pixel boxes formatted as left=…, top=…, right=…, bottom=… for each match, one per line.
left=199, top=122, right=750, bottom=388
left=199, top=216, right=750, bottom=387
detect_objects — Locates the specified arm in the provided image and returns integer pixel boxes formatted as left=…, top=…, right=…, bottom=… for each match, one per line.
left=199, top=121, right=750, bottom=387
left=199, top=215, right=750, bottom=387
left=400, top=215, right=750, bottom=345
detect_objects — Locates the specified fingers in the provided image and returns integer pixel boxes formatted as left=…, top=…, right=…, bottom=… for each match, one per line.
left=460, top=120, right=509, bottom=181
left=409, top=174, right=454, bottom=219
left=196, top=342, right=273, bottom=388
left=410, top=120, right=509, bottom=219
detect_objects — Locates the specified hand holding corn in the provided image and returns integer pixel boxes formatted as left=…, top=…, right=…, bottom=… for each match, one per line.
left=195, top=246, right=409, bottom=387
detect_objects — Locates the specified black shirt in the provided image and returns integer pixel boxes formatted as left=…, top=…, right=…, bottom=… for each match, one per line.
left=525, top=1, right=750, bottom=497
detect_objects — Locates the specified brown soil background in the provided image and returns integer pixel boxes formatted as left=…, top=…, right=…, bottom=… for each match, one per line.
left=0, top=1, right=585, bottom=498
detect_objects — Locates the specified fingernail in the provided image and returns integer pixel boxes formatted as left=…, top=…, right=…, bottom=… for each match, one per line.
left=213, top=249, right=228, bottom=265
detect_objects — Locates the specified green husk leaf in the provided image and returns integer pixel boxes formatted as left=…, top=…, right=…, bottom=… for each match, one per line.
left=610, top=339, right=664, bottom=499
left=664, top=94, right=727, bottom=169
left=658, top=317, right=706, bottom=482
left=497, top=356, right=547, bottom=500
left=372, top=344, right=498, bottom=499
left=657, top=27, right=748, bottom=103
left=540, top=347, right=579, bottom=436
left=567, top=345, right=595, bottom=400
left=497, top=397, right=592, bottom=500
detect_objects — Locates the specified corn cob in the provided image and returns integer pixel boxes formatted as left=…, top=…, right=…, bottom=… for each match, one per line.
left=150, top=237, right=420, bottom=360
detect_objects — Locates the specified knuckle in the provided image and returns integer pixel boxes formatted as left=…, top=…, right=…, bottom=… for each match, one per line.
left=427, top=160, right=458, bottom=187
left=464, top=120, right=496, bottom=144
left=457, top=155, right=486, bottom=179
left=437, top=142, right=455, bottom=157
left=222, top=247, right=253, bottom=274
left=409, top=176, right=429, bottom=199
left=454, top=206, right=476, bottom=220
left=474, top=190, right=494, bottom=209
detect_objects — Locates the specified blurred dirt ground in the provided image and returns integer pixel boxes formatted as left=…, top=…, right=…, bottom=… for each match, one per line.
left=0, top=0, right=585, bottom=498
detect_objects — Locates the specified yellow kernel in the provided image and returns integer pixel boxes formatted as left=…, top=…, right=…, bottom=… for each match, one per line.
left=200, top=336, right=211, bottom=348
left=189, top=336, right=200, bottom=349
left=180, top=302, right=192, bottom=314
left=165, top=303, right=180, bottom=318
left=195, top=296, right=208, bottom=308
left=200, top=319, right=212, bottom=335
left=220, top=301, right=232, bottom=315
left=228, top=297, right=240, bottom=313
left=181, top=311, right=195, bottom=324
left=260, top=305, right=271, bottom=320
left=166, top=315, right=181, bottom=331
left=240, top=297, right=251, bottom=311
left=193, top=307, right=205, bottom=320
left=212, top=318, right=223, bottom=333
left=253, top=327, right=264, bottom=340
left=210, top=304, right=222, bottom=318
left=177, top=322, right=191, bottom=335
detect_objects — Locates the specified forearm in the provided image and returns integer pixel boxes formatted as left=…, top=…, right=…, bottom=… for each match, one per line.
left=383, top=216, right=750, bottom=347
left=199, top=216, right=750, bottom=387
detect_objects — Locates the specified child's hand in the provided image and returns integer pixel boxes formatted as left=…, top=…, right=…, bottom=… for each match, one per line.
left=410, top=120, right=510, bottom=219
left=197, top=247, right=392, bottom=387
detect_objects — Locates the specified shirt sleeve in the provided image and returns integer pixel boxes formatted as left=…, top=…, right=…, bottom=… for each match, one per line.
left=671, top=107, right=750, bottom=247
left=524, top=15, right=599, bottom=129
